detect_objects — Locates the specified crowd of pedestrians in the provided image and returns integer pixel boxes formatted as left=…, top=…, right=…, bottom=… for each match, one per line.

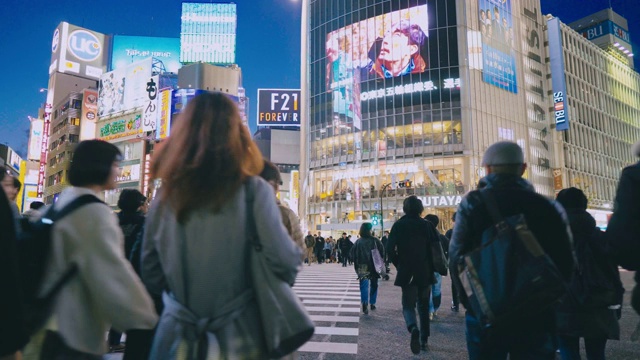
left=1, top=91, right=639, bottom=360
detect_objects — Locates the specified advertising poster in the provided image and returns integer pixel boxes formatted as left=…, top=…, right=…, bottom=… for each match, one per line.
left=80, top=89, right=98, bottom=141
left=478, top=0, right=518, bottom=93
left=143, top=75, right=160, bottom=132
left=257, top=89, right=300, bottom=127
left=98, top=58, right=152, bottom=117
left=97, top=113, right=143, bottom=141
left=111, top=35, right=181, bottom=73
left=158, top=89, right=172, bottom=140
left=116, top=164, right=141, bottom=183
left=28, top=118, right=44, bottom=161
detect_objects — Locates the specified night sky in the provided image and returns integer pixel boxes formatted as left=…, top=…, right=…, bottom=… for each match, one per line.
left=0, top=0, right=637, bottom=158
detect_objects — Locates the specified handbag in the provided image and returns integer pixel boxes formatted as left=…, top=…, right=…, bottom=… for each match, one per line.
left=458, top=190, right=566, bottom=328
left=245, top=180, right=315, bottom=358
left=431, top=239, right=448, bottom=276
left=371, top=247, right=386, bottom=276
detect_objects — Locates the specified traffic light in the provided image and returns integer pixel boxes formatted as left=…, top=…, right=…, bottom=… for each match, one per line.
left=372, top=214, right=379, bottom=226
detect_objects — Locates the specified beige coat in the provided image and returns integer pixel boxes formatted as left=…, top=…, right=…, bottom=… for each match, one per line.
left=277, top=199, right=304, bottom=250
left=42, top=187, right=158, bottom=355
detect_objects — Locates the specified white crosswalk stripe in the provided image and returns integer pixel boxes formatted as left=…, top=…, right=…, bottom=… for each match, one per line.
left=294, top=263, right=360, bottom=358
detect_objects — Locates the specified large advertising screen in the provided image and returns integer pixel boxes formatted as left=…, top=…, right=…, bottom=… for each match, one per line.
left=98, top=58, right=152, bottom=117
left=478, top=0, right=517, bottom=93
left=111, top=36, right=181, bottom=73
left=323, top=3, right=460, bottom=130
left=257, top=89, right=300, bottom=127
left=181, top=3, right=237, bottom=64
left=49, top=22, right=109, bottom=80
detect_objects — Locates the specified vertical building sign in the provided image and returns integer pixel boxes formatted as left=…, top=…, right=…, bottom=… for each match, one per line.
left=37, top=87, right=54, bottom=198
left=143, top=75, right=160, bottom=132
left=158, top=89, right=172, bottom=140
left=290, top=170, right=300, bottom=216
left=28, top=118, right=44, bottom=161
left=521, top=0, right=553, bottom=195
left=548, top=17, right=570, bottom=131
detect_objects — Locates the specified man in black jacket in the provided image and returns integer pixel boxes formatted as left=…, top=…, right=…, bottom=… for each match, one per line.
left=314, top=234, right=325, bottom=264
left=607, top=139, right=640, bottom=316
left=449, top=141, right=574, bottom=359
left=444, top=213, right=459, bottom=312
left=387, top=196, right=440, bottom=354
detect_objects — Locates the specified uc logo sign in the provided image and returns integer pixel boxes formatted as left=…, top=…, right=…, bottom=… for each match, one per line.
left=68, top=30, right=101, bottom=62
left=52, top=28, right=60, bottom=53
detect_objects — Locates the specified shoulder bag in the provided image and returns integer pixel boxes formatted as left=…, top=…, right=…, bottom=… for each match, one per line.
left=245, top=180, right=315, bottom=358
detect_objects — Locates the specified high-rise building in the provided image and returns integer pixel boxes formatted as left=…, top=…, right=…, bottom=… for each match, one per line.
left=299, top=0, right=640, bottom=233
left=546, top=15, right=640, bottom=226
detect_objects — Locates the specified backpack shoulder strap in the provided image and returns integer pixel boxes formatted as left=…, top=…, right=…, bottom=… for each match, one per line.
left=480, top=189, right=505, bottom=225
left=50, top=194, right=104, bottom=221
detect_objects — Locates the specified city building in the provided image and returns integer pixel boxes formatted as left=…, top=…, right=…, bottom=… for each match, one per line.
left=43, top=90, right=93, bottom=203
left=299, top=0, right=639, bottom=234
left=254, top=128, right=301, bottom=213
left=0, top=144, right=22, bottom=178
left=568, top=8, right=634, bottom=69
left=546, top=14, right=640, bottom=226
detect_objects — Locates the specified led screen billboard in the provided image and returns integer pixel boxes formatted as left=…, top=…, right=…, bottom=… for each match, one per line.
left=181, top=3, right=237, bottom=64
left=111, top=36, right=181, bottom=73
left=478, top=0, right=517, bottom=93
left=322, top=3, right=460, bottom=130
left=98, top=58, right=152, bottom=117
left=257, top=89, right=301, bottom=127
left=49, top=22, right=109, bottom=80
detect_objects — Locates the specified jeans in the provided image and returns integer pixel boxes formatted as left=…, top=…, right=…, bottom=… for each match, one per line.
left=401, top=285, right=431, bottom=342
left=557, top=336, right=607, bottom=360
left=465, top=313, right=556, bottom=360
left=359, top=278, right=378, bottom=305
left=451, top=276, right=460, bottom=307
left=429, top=272, right=442, bottom=313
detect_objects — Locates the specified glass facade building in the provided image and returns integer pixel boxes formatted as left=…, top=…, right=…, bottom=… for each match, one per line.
left=302, top=0, right=558, bottom=233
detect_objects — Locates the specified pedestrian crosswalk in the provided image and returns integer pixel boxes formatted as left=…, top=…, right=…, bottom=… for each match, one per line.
left=295, top=263, right=361, bottom=359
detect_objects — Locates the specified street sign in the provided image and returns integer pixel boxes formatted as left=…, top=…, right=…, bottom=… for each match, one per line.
left=374, top=202, right=380, bottom=210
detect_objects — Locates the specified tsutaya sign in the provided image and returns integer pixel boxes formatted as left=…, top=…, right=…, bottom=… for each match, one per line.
left=418, top=195, right=463, bottom=208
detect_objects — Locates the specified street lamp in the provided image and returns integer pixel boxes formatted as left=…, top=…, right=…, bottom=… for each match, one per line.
left=380, top=182, right=392, bottom=235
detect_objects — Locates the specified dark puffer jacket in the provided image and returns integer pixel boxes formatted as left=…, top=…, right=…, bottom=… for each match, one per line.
left=449, top=173, right=575, bottom=334
left=556, top=208, right=622, bottom=340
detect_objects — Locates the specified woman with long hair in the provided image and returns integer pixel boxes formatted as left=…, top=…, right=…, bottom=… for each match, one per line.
left=350, top=222, right=385, bottom=315
left=141, top=92, right=302, bottom=359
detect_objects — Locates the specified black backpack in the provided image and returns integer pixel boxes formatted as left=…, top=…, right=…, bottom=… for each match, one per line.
left=569, top=228, right=622, bottom=308
left=18, top=194, right=102, bottom=335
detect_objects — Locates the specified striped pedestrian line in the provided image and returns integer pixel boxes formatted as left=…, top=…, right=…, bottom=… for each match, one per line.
left=294, top=264, right=361, bottom=358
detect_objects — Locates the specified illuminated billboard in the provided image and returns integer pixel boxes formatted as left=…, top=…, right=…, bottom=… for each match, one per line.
left=180, top=2, right=237, bottom=64
left=477, top=0, right=517, bottom=93
left=49, top=22, right=109, bottom=80
left=98, top=58, right=152, bottom=117
left=111, top=35, right=181, bottom=73
left=97, top=112, right=143, bottom=141
left=323, top=3, right=460, bottom=130
left=157, top=89, right=172, bottom=140
left=257, top=89, right=300, bottom=127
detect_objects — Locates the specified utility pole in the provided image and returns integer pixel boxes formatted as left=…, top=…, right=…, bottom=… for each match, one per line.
left=380, top=183, right=391, bottom=235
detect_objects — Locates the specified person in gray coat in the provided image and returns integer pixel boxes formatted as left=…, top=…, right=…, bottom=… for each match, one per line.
left=142, top=92, right=302, bottom=360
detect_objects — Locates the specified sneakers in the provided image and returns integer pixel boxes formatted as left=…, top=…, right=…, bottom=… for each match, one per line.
left=370, top=304, right=376, bottom=310
left=451, top=305, right=459, bottom=312
left=421, top=340, right=429, bottom=352
left=429, top=312, right=435, bottom=320
left=362, top=303, right=369, bottom=315
left=109, top=344, right=126, bottom=353
left=410, top=328, right=420, bottom=354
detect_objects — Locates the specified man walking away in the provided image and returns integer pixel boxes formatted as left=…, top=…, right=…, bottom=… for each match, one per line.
left=607, top=139, right=640, bottom=320
left=315, top=234, right=325, bottom=264
left=339, top=233, right=352, bottom=267
left=425, top=214, right=449, bottom=320
left=304, top=231, right=316, bottom=265
left=381, top=230, right=391, bottom=273
left=444, top=213, right=459, bottom=312
left=449, top=141, right=574, bottom=360
left=387, top=196, right=440, bottom=354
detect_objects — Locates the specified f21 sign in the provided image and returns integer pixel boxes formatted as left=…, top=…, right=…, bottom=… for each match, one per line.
left=257, top=89, right=300, bottom=127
